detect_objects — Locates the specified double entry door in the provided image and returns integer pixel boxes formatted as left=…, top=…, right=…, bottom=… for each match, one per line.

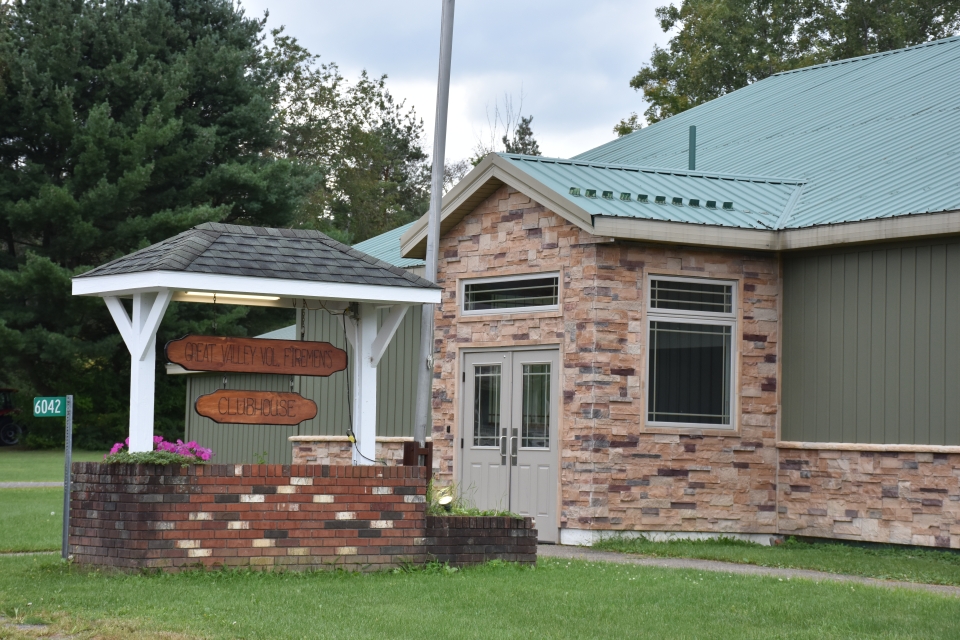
left=460, top=349, right=559, bottom=542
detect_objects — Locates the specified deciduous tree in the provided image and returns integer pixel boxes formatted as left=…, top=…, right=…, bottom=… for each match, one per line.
left=269, top=34, right=430, bottom=244
left=626, top=0, right=960, bottom=124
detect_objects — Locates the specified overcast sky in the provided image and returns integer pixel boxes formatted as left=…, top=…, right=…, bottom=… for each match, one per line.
left=240, top=0, right=669, bottom=162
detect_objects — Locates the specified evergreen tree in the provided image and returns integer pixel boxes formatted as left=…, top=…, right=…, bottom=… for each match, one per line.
left=502, top=115, right=541, bottom=156
left=0, top=0, right=311, bottom=447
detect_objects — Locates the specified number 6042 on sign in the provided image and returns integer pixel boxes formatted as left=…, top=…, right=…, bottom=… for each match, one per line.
left=33, top=396, right=67, bottom=417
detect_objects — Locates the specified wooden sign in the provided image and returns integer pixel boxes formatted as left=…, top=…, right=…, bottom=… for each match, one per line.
left=194, top=390, right=318, bottom=425
left=165, top=335, right=347, bottom=377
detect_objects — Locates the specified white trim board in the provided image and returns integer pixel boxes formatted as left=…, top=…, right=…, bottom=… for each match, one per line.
left=559, top=528, right=783, bottom=547
left=73, top=270, right=441, bottom=305
left=777, top=441, right=960, bottom=454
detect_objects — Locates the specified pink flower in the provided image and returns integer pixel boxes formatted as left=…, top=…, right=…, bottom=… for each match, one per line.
left=105, top=435, right=214, bottom=462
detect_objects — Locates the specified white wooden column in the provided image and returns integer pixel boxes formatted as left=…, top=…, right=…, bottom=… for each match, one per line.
left=344, top=303, right=410, bottom=465
left=352, top=304, right=378, bottom=464
left=103, top=290, right=172, bottom=452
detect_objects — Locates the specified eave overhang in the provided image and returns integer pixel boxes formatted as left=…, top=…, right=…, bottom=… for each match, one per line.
left=400, top=154, right=960, bottom=256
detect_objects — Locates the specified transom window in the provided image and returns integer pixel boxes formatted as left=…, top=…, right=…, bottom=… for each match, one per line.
left=462, top=273, right=559, bottom=314
left=647, top=276, right=736, bottom=429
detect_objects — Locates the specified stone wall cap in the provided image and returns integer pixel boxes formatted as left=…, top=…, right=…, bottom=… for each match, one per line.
left=778, top=441, right=960, bottom=454
left=290, top=436, right=432, bottom=443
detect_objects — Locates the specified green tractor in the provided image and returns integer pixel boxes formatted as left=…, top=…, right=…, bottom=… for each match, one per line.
left=0, top=388, right=23, bottom=446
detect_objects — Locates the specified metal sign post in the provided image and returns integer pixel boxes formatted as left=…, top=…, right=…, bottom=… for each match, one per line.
left=63, top=395, right=73, bottom=560
left=34, top=395, right=72, bottom=560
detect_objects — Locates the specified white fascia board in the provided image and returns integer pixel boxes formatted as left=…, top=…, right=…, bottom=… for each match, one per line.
left=400, top=154, right=597, bottom=258
left=778, top=209, right=960, bottom=250
left=399, top=154, right=500, bottom=250
left=594, top=208, right=960, bottom=252
left=72, top=271, right=441, bottom=304
left=593, top=216, right=778, bottom=251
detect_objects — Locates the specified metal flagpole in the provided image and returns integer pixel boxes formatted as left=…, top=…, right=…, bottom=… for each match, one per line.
left=413, top=0, right=455, bottom=448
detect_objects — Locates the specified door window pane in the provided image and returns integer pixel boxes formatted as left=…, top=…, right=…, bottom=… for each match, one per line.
left=650, top=279, right=733, bottom=313
left=473, top=364, right=501, bottom=446
left=648, top=321, right=731, bottom=425
left=521, top=363, right=550, bottom=448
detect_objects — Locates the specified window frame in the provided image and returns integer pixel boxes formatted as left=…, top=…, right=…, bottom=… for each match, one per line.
left=644, top=274, right=738, bottom=431
left=459, top=272, right=560, bottom=317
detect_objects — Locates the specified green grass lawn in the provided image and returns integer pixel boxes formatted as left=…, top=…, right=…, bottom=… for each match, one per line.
left=0, top=447, right=102, bottom=483
left=0, top=488, right=63, bottom=553
left=593, top=535, right=960, bottom=587
left=1, top=556, right=959, bottom=639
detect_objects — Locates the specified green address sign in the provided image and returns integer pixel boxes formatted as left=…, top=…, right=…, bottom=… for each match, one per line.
left=34, top=396, right=67, bottom=418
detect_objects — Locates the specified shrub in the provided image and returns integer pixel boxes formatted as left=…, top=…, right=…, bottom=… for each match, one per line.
left=426, top=480, right=521, bottom=518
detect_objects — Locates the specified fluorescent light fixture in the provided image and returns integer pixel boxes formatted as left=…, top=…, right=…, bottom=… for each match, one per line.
left=184, top=291, right=280, bottom=301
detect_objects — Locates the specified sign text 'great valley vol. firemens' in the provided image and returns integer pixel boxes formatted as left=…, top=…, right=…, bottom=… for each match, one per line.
left=165, top=335, right=347, bottom=377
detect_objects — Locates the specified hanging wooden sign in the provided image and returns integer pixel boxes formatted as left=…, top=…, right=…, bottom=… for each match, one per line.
left=165, top=335, right=347, bottom=377
left=194, top=390, right=318, bottom=425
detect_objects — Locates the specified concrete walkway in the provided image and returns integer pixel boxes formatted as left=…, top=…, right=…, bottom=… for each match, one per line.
left=538, top=544, right=960, bottom=598
left=0, top=482, right=62, bottom=488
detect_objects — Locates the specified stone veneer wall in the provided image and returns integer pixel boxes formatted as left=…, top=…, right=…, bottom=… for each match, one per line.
left=430, top=185, right=780, bottom=536
left=778, top=448, right=960, bottom=547
left=290, top=438, right=438, bottom=476
left=290, top=438, right=416, bottom=466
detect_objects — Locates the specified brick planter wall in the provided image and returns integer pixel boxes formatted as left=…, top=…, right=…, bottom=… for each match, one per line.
left=425, top=516, right=537, bottom=566
left=69, top=463, right=426, bottom=571
left=69, top=463, right=539, bottom=571
left=778, top=448, right=960, bottom=548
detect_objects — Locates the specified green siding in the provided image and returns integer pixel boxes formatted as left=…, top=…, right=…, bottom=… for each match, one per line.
left=782, top=238, right=960, bottom=445
left=184, top=306, right=422, bottom=463
left=183, top=372, right=299, bottom=464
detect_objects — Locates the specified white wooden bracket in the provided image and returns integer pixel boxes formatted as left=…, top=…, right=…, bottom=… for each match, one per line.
left=370, top=304, right=409, bottom=367
left=104, top=289, right=173, bottom=361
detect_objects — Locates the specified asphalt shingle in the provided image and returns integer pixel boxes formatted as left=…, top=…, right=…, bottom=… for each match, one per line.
left=76, top=223, right=439, bottom=290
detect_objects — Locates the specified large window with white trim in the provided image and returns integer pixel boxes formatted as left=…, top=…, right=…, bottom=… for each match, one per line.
left=646, top=276, right=736, bottom=428
left=461, top=273, right=559, bottom=315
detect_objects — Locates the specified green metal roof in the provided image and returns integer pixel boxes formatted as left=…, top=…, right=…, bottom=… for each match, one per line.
left=353, top=222, right=425, bottom=268
left=575, top=36, right=960, bottom=229
left=501, top=154, right=804, bottom=230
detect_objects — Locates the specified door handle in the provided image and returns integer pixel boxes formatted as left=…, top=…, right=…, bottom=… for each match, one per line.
left=510, top=432, right=518, bottom=467
left=500, top=433, right=508, bottom=465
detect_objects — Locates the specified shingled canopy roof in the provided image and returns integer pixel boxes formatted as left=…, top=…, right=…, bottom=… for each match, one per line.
left=74, top=222, right=440, bottom=305
left=78, top=222, right=436, bottom=289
